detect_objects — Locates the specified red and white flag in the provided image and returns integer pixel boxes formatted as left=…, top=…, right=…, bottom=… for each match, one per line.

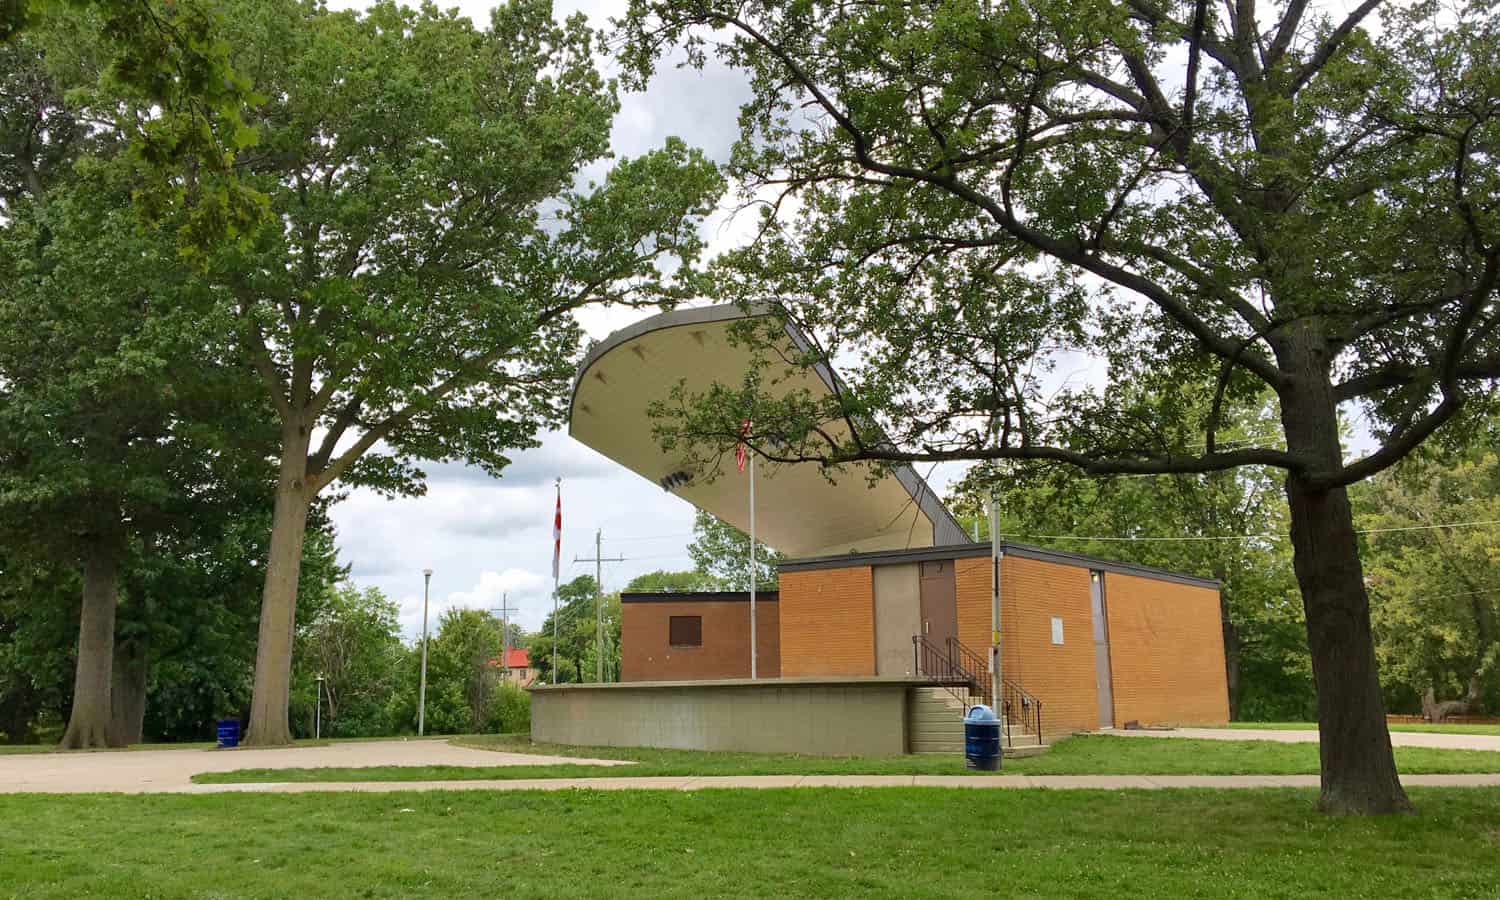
left=735, top=419, right=752, bottom=473
left=551, top=480, right=562, bottom=580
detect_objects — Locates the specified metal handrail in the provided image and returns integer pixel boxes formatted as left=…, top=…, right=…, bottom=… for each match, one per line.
left=912, top=635, right=976, bottom=711
left=947, top=636, right=1044, bottom=747
left=944, top=637, right=992, bottom=708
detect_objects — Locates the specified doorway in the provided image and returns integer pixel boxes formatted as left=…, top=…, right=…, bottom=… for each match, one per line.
left=1090, top=571, right=1116, bottom=729
left=919, top=560, right=958, bottom=648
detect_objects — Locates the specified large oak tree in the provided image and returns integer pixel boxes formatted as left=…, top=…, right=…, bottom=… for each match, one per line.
left=621, top=0, right=1499, bottom=813
left=213, top=0, right=723, bottom=744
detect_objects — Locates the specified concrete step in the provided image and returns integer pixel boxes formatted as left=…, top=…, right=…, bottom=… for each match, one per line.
left=910, top=740, right=965, bottom=753
left=909, top=704, right=967, bottom=717
left=910, top=717, right=963, bottom=728
left=909, top=722, right=963, bottom=735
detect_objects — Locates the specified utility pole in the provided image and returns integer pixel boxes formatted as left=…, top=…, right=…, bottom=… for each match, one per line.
left=490, top=593, right=518, bottom=680
left=575, top=529, right=624, bottom=683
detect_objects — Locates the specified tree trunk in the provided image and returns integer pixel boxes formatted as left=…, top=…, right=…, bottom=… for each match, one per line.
left=1222, top=614, right=1241, bottom=721
left=110, top=637, right=148, bottom=745
left=245, top=427, right=313, bottom=746
left=1422, top=677, right=1481, bottom=722
left=59, top=541, right=122, bottom=749
left=0, top=683, right=39, bottom=744
left=1278, top=332, right=1411, bottom=814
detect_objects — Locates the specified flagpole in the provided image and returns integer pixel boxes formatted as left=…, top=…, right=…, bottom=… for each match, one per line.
left=552, top=477, right=560, bottom=684
left=749, top=451, right=757, bottom=680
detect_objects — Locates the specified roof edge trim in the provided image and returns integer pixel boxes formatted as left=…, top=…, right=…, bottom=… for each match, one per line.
left=777, top=541, right=1222, bottom=589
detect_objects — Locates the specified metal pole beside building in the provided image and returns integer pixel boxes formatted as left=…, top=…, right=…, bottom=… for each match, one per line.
left=989, top=495, right=1003, bottom=765
left=418, top=568, right=432, bottom=737
left=553, top=478, right=561, bottom=684
left=749, top=452, right=757, bottom=680
left=595, top=530, right=603, bottom=683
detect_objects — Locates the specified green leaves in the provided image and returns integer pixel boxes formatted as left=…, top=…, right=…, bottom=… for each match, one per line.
left=211, top=0, right=722, bottom=500
left=687, top=510, right=782, bottom=590
left=9, top=0, right=269, bottom=256
left=1354, top=434, right=1500, bottom=713
left=618, top=0, right=1498, bottom=492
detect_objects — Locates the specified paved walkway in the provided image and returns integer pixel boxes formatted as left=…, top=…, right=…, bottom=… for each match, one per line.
left=1111, top=728, right=1500, bottom=752
left=0, top=739, right=629, bottom=794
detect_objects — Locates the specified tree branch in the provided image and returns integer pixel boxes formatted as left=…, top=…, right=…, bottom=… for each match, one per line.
left=757, top=437, right=1305, bottom=477
left=707, top=10, right=1290, bottom=389
left=1288, top=0, right=1386, bottom=94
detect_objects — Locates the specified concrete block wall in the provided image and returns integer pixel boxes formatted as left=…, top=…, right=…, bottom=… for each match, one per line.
left=531, top=679, right=916, bottom=756
left=1104, top=573, right=1230, bottom=725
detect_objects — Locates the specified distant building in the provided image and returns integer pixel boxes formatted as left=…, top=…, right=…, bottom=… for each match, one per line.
left=491, top=648, right=537, bottom=688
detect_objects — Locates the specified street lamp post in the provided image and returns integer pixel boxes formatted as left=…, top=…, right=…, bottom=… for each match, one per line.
left=418, top=568, right=433, bottom=737
left=314, top=674, right=325, bottom=740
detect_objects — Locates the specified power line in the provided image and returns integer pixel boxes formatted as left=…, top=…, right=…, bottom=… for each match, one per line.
left=1372, top=586, right=1500, bottom=601
left=1011, top=518, right=1500, bottom=544
left=1360, top=519, right=1500, bottom=535
left=600, top=532, right=696, bottom=543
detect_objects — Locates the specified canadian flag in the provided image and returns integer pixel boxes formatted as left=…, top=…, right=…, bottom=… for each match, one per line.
left=735, top=419, right=752, bottom=473
left=552, top=480, right=561, bottom=580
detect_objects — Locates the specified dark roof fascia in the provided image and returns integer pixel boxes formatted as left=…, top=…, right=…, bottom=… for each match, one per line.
left=621, top=591, right=781, bottom=604
left=777, top=541, right=1221, bottom=590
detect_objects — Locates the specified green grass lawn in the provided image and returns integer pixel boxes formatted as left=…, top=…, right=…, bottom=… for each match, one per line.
left=1222, top=721, right=1500, bottom=736
left=3, top=788, right=1498, bottom=897
left=191, top=733, right=1500, bottom=783
left=0, top=740, right=217, bottom=755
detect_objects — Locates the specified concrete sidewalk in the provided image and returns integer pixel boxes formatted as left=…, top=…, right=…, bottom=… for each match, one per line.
left=1110, top=728, right=1500, bottom=752
left=161, top=772, right=1500, bottom=794
left=0, top=739, right=629, bottom=794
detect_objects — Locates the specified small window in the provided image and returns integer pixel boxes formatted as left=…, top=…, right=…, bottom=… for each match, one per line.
left=921, top=560, right=947, bottom=576
left=1051, top=617, right=1065, bottom=645
left=669, top=615, right=702, bottom=647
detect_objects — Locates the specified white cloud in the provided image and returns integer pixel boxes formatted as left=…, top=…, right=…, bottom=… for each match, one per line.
left=318, top=0, right=970, bottom=640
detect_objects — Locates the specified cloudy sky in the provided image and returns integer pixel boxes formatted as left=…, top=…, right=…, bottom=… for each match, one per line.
left=320, top=0, right=975, bottom=638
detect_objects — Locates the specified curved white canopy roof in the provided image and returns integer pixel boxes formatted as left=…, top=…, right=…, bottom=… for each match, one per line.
left=569, top=305, right=968, bottom=558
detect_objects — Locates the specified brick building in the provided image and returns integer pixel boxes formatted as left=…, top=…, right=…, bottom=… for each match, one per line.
left=620, top=592, right=780, bottom=681
left=618, top=545, right=1227, bottom=734
left=563, top=303, right=1230, bottom=751
left=774, top=543, right=1227, bottom=734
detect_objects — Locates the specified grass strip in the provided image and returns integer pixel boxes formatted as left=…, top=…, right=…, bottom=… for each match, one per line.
left=192, top=733, right=1500, bottom=783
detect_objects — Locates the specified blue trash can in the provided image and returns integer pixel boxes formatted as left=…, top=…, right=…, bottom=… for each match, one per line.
left=216, top=719, right=240, bottom=749
left=963, top=704, right=1001, bottom=771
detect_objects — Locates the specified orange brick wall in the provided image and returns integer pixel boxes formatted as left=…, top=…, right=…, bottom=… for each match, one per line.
left=1104, top=573, right=1229, bottom=726
left=956, top=556, right=1100, bottom=734
left=778, top=566, right=876, bottom=676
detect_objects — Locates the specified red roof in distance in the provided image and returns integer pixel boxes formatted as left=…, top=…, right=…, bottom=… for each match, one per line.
left=504, top=648, right=529, bottom=669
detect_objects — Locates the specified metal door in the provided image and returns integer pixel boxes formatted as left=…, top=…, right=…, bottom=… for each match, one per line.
left=918, top=560, right=958, bottom=648
left=1090, top=571, right=1115, bottom=728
